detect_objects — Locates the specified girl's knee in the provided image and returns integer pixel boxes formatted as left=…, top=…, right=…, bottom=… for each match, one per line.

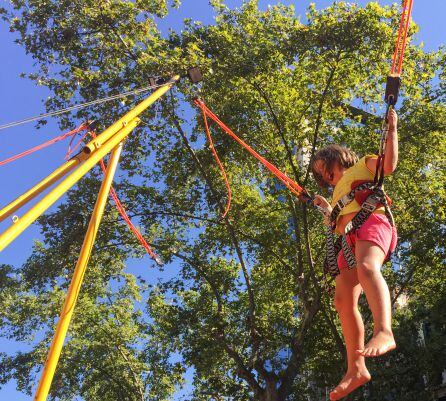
left=334, top=270, right=361, bottom=313
left=357, top=261, right=381, bottom=280
left=334, top=294, right=344, bottom=313
left=334, top=291, right=355, bottom=313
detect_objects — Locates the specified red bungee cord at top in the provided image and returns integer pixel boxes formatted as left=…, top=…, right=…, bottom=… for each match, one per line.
left=390, top=0, right=414, bottom=77
left=384, top=0, right=413, bottom=106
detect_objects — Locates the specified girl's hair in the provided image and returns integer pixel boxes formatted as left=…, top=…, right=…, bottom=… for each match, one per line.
left=310, top=145, right=358, bottom=188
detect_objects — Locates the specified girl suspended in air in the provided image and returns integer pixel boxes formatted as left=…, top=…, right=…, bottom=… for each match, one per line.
left=311, top=108, right=398, bottom=401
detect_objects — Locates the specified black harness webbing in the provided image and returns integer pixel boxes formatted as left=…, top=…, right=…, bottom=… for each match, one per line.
left=324, top=183, right=395, bottom=279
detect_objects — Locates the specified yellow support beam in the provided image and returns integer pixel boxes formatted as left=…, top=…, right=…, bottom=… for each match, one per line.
left=0, top=118, right=140, bottom=252
left=83, top=75, right=180, bottom=154
left=0, top=74, right=182, bottom=401
left=33, top=142, right=124, bottom=401
left=0, top=74, right=179, bottom=251
left=0, top=153, right=87, bottom=223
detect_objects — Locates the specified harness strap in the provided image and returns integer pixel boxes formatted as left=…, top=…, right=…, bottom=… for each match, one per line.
left=380, top=189, right=395, bottom=227
left=330, top=182, right=376, bottom=224
left=350, top=192, right=380, bottom=229
left=324, top=186, right=393, bottom=279
left=342, top=234, right=356, bottom=269
left=324, top=226, right=340, bottom=277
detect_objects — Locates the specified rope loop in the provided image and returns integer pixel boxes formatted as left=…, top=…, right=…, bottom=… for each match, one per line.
left=193, top=98, right=313, bottom=206
left=88, top=128, right=163, bottom=266
left=195, top=99, right=232, bottom=219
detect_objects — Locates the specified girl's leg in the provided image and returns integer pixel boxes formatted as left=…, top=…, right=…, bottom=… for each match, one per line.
left=330, top=268, right=371, bottom=401
left=355, top=240, right=396, bottom=357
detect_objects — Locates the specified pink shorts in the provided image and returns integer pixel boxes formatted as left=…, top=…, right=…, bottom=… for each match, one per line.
left=337, top=213, right=397, bottom=270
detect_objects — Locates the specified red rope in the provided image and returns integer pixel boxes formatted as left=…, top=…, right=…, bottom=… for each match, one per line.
left=65, top=129, right=91, bottom=160
left=0, top=121, right=161, bottom=264
left=0, top=123, right=88, bottom=166
left=390, top=0, right=414, bottom=76
left=90, top=131, right=163, bottom=266
left=198, top=102, right=232, bottom=218
left=194, top=99, right=311, bottom=204
left=376, top=1, right=414, bottom=183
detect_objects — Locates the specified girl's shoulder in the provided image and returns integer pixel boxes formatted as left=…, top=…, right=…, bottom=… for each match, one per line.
left=363, top=155, right=378, bottom=174
left=332, top=154, right=378, bottom=200
left=350, top=154, right=378, bottom=174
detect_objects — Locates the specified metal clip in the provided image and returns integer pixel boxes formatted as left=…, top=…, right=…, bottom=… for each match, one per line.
left=344, top=221, right=353, bottom=234
left=338, top=194, right=352, bottom=209
left=361, top=198, right=378, bottom=213
left=154, top=255, right=164, bottom=267
left=384, top=74, right=401, bottom=106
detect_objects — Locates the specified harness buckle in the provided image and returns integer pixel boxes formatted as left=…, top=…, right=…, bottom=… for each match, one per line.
left=337, top=194, right=351, bottom=209
left=361, top=197, right=378, bottom=213
left=344, top=221, right=353, bottom=234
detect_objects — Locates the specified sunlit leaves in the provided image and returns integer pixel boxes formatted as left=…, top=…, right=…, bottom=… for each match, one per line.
left=0, top=1, right=445, bottom=400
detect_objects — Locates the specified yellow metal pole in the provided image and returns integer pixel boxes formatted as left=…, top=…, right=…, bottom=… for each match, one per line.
left=0, top=118, right=139, bottom=252
left=0, top=153, right=87, bottom=223
left=83, top=75, right=180, bottom=154
left=33, top=142, right=124, bottom=401
left=0, top=74, right=179, bottom=234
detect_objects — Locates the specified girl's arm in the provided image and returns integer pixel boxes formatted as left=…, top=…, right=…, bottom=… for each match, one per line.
left=366, top=108, right=398, bottom=175
left=383, top=108, right=398, bottom=174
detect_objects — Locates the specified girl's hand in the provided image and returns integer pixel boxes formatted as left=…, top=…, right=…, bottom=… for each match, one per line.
left=313, top=195, right=331, bottom=210
left=388, top=108, right=398, bottom=131
left=313, top=195, right=332, bottom=225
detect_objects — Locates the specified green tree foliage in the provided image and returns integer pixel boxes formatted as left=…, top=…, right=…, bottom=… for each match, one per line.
left=0, top=1, right=445, bottom=400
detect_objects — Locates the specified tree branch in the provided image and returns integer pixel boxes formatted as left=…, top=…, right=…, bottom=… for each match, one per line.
left=250, top=80, right=303, bottom=187
left=304, top=52, right=342, bottom=186
left=91, top=364, right=133, bottom=401
left=113, top=343, right=145, bottom=401
left=172, top=251, right=264, bottom=396
left=172, top=251, right=224, bottom=313
left=166, top=97, right=269, bottom=389
left=277, top=294, right=321, bottom=399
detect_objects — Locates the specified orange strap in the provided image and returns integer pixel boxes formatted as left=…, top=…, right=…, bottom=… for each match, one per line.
left=194, top=99, right=312, bottom=207
left=390, top=0, right=414, bottom=76
left=90, top=130, right=163, bottom=266
left=197, top=100, right=232, bottom=218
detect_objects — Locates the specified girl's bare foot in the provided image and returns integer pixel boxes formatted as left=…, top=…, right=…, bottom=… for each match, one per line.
left=356, top=330, right=396, bottom=357
left=329, top=369, right=371, bottom=401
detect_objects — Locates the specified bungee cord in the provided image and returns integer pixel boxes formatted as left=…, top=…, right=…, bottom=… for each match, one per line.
left=0, top=123, right=89, bottom=166
left=197, top=100, right=232, bottom=219
left=390, top=0, right=414, bottom=76
left=90, top=129, right=164, bottom=266
left=194, top=1, right=414, bottom=219
left=194, top=98, right=314, bottom=207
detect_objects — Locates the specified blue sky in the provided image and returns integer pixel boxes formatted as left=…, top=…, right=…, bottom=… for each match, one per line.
left=0, top=1, right=444, bottom=400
